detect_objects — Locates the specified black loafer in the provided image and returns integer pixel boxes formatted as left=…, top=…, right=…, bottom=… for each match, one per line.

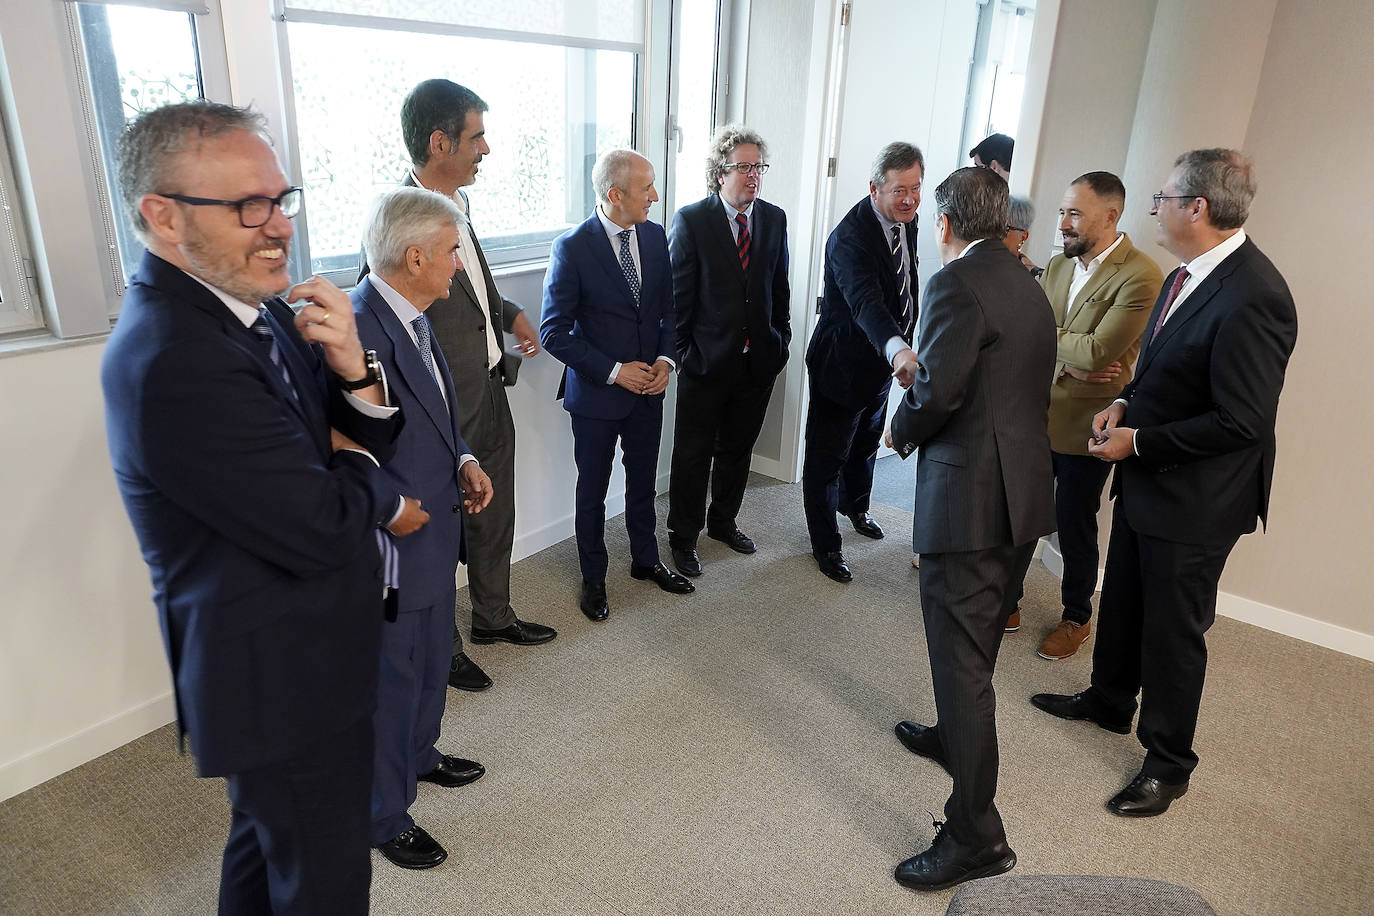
left=1107, top=773, right=1189, bottom=817
left=579, top=581, right=609, bottom=621
left=447, top=652, right=492, bottom=692
left=894, top=827, right=1016, bottom=892
left=630, top=561, right=696, bottom=594
left=470, top=618, right=557, bottom=646
left=375, top=825, right=447, bottom=870
left=894, top=721, right=951, bottom=776
left=707, top=527, right=757, bottom=554
left=670, top=544, right=703, bottom=577
left=848, top=512, right=885, bottom=539
left=1029, top=690, right=1133, bottom=734
left=418, top=754, right=485, bottom=788
left=813, top=550, right=852, bottom=583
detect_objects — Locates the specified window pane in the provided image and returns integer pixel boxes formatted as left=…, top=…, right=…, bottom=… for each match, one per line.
left=672, top=0, right=719, bottom=213
left=286, top=0, right=645, bottom=46
left=287, top=21, right=635, bottom=273
left=76, top=2, right=204, bottom=286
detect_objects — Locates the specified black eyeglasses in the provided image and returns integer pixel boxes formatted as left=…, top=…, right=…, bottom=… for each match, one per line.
left=1007, top=225, right=1028, bottom=234
left=158, top=187, right=304, bottom=228
left=721, top=163, right=769, bottom=176
left=1151, top=193, right=1195, bottom=208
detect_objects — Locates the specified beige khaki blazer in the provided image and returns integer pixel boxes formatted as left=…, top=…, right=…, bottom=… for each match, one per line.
left=1043, top=233, right=1163, bottom=454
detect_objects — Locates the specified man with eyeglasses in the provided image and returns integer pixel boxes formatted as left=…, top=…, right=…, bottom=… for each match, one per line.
left=1011, top=172, right=1162, bottom=660
left=1032, top=149, right=1297, bottom=818
left=367, top=78, right=556, bottom=697
left=664, top=125, right=791, bottom=577
left=802, top=141, right=923, bottom=583
left=102, top=100, right=402, bottom=913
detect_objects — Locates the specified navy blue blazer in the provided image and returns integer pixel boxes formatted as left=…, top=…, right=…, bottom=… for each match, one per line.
left=101, top=251, right=402, bottom=777
left=352, top=277, right=474, bottom=613
left=668, top=194, right=791, bottom=380
left=1113, top=237, right=1298, bottom=546
left=806, top=195, right=918, bottom=410
left=539, top=211, right=676, bottom=420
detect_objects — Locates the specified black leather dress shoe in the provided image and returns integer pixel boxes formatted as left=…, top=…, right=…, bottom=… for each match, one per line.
left=848, top=512, right=885, bottom=539
left=894, top=721, right=952, bottom=776
left=707, top=527, right=757, bottom=554
left=670, top=544, right=703, bottom=577
left=814, top=550, right=852, bottom=583
left=470, top=618, right=557, bottom=646
left=376, top=825, right=447, bottom=870
left=1107, top=772, right=1189, bottom=817
left=447, top=652, right=492, bottom=692
left=418, top=754, right=485, bottom=788
left=579, top=581, right=609, bottom=621
left=630, top=561, right=696, bottom=594
left=894, top=823, right=1016, bottom=892
left=1029, top=690, right=1132, bottom=734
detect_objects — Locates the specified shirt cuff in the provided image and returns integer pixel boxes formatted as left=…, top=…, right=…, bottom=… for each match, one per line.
left=656, top=356, right=677, bottom=371
left=607, top=362, right=621, bottom=385
left=386, top=496, right=405, bottom=527
left=458, top=454, right=477, bottom=469
left=335, top=447, right=379, bottom=469
left=342, top=362, right=397, bottom=417
left=884, top=336, right=909, bottom=365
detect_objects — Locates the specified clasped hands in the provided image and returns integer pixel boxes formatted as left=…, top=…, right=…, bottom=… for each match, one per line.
left=891, top=347, right=919, bottom=389
left=1087, top=400, right=1134, bottom=462
left=614, top=359, right=672, bottom=396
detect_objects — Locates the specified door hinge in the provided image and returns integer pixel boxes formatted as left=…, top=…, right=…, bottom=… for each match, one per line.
left=841, top=2, right=852, bottom=26
left=827, top=157, right=838, bottom=178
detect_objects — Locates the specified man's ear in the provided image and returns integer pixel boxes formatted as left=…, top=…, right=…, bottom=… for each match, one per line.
left=405, top=243, right=426, bottom=276
left=428, top=129, right=446, bottom=161
left=140, top=194, right=183, bottom=246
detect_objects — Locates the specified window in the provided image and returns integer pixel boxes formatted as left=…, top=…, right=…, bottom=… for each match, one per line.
left=668, top=0, right=723, bottom=214
left=960, top=0, right=1036, bottom=153
left=0, top=119, right=40, bottom=334
left=280, top=2, right=646, bottom=284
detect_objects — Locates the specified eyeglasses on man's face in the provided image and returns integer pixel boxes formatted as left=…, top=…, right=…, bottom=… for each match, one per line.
left=1151, top=192, right=1195, bottom=209
left=158, top=187, right=304, bottom=228
left=721, top=162, right=769, bottom=176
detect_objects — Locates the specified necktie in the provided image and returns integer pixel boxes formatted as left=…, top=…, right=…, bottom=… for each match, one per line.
left=411, top=314, right=439, bottom=385
left=891, top=225, right=914, bottom=339
left=736, top=213, right=751, bottom=273
left=617, top=229, right=640, bottom=304
left=1150, top=267, right=1190, bottom=343
left=250, top=307, right=298, bottom=403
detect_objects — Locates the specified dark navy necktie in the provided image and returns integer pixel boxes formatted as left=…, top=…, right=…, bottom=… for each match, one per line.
left=617, top=228, right=640, bottom=304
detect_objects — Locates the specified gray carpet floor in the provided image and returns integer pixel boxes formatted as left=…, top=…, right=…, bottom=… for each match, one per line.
left=2, top=472, right=1371, bottom=915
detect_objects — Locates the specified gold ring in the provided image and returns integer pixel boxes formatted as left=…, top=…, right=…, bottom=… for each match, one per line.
left=318, top=312, right=330, bottom=324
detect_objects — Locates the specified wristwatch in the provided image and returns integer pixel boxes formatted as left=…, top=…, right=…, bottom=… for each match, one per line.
left=337, top=349, right=382, bottom=390
left=1030, top=266, right=1045, bottom=279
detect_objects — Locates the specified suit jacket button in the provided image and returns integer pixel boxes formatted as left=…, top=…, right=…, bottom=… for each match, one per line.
left=478, top=325, right=485, bottom=332
left=452, top=504, right=461, bottom=513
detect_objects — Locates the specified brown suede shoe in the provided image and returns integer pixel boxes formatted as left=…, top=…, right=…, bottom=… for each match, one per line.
left=1038, top=619, right=1091, bottom=660
left=1004, top=610, right=1020, bottom=633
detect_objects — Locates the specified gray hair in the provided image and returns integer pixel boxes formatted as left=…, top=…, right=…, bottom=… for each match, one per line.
left=870, top=142, right=925, bottom=187
left=1172, top=148, right=1255, bottom=230
left=935, top=167, right=1009, bottom=242
left=363, top=187, right=464, bottom=276
left=1007, top=195, right=1035, bottom=232
left=116, top=100, right=269, bottom=238
left=705, top=124, right=769, bottom=195
left=592, top=149, right=646, bottom=205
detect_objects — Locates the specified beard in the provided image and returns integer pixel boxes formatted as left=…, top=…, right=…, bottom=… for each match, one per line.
left=182, top=222, right=291, bottom=305
left=1062, top=232, right=1095, bottom=260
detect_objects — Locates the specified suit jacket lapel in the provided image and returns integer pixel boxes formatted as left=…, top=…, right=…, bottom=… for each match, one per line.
left=1067, top=261, right=1122, bottom=329
left=1138, top=247, right=1246, bottom=372
left=586, top=213, right=638, bottom=307
left=360, top=279, right=457, bottom=456
left=708, top=195, right=748, bottom=289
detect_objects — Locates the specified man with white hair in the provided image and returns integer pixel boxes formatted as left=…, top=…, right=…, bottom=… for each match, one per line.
left=353, top=186, right=493, bottom=869
left=541, top=149, right=695, bottom=622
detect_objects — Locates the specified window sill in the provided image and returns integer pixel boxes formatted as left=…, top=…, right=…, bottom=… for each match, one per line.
left=0, top=330, right=108, bottom=360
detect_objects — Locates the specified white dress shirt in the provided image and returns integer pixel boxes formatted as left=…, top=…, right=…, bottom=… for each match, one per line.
left=595, top=203, right=675, bottom=384
left=1066, top=232, right=1126, bottom=318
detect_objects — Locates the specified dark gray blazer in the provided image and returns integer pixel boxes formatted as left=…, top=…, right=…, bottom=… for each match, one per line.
left=891, top=240, right=1057, bottom=554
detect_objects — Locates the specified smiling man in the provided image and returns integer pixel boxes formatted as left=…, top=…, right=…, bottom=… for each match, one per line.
left=665, top=125, right=791, bottom=577
left=102, top=101, right=401, bottom=913
left=540, top=149, right=694, bottom=622
left=802, top=141, right=923, bottom=583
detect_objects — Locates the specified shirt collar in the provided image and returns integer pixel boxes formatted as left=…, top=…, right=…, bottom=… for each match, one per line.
left=367, top=272, right=424, bottom=326
left=721, top=196, right=755, bottom=222
left=958, top=238, right=986, bottom=259
left=597, top=203, right=636, bottom=241
left=184, top=271, right=262, bottom=328
left=1076, top=232, right=1126, bottom=274
left=410, top=169, right=470, bottom=217
left=1181, top=228, right=1247, bottom=278
left=869, top=197, right=903, bottom=239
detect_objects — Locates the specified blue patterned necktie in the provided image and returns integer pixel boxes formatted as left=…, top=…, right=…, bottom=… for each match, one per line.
left=411, top=314, right=439, bottom=384
left=617, top=228, right=640, bottom=304
left=890, top=225, right=914, bottom=339
left=250, top=307, right=298, bottom=403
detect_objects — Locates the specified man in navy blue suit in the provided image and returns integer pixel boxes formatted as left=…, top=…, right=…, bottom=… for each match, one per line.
left=353, top=187, right=494, bottom=869
left=803, top=142, right=924, bottom=583
left=102, top=101, right=401, bottom=914
left=540, top=149, right=695, bottom=621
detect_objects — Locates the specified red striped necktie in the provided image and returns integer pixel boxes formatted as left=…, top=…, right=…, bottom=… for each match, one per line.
left=736, top=213, right=750, bottom=273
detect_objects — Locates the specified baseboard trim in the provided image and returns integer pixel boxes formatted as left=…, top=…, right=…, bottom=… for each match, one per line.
left=0, top=692, right=175, bottom=802
left=1034, top=539, right=1374, bottom=662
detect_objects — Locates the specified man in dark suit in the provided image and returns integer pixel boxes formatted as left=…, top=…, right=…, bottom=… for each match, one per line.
left=354, top=187, right=495, bottom=869
left=887, top=167, right=1056, bottom=891
left=1032, top=149, right=1298, bottom=817
left=370, top=78, right=554, bottom=696
left=666, top=124, right=790, bottom=576
left=540, top=149, right=694, bottom=621
left=803, top=142, right=923, bottom=582
left=101, top=101, right=402, bottom=914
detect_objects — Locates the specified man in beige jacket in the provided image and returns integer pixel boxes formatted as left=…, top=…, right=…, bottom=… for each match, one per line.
left=1021, top=171, right=1162, bottom=659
